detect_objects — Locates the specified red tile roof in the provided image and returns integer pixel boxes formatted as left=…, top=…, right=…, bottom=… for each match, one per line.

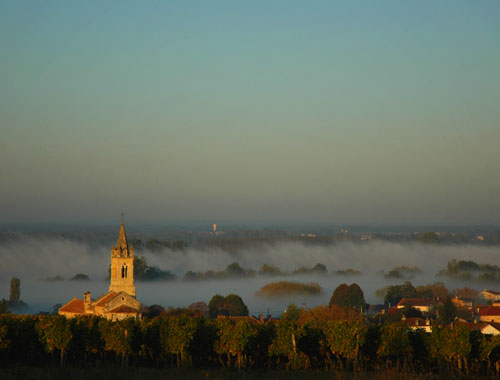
left=107, top=305, right=139, bottom=314
left=94, top=291, right=117, bottom=307
left=59, top=298, right=85, bottom=314
left=397, top=298, right=440, bottom=307
left=479, top=306, right=500, bottom=316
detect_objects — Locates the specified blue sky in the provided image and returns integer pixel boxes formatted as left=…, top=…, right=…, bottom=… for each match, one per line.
left=1, top=1, right=499, bottom=225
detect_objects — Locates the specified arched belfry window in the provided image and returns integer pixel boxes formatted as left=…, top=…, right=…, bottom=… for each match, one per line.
left=121, top=264, right=128, bottom=278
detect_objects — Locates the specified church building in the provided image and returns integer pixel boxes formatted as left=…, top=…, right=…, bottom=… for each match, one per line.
left=59, top=219, right=142, bottom=320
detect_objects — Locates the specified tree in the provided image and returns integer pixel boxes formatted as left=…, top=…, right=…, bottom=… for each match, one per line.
left=439, top=297, right=457, bottom=325
left=36, top=316, right=72, bottom=366
left=215, top=317, right=258, bottom=368
left=172, top=240, right=188, bottom=251
left=9, top=278, right=20, bottom=305
left=383, top=281, right=417, bottom=306
left=312, top=263, right=327, bottom=274
left=269, top=314, right=310, bottom=369
left=160, top=316, right=197, bottom=367
left=99, top=319, right=138, bottom=368
left=324, top=319, right=367, bottom=370
left=226, top=262, right=246, bottom=276
left=259, top=264, right=281, bottom=275
left=0, top=299, right=10, bottom=314
left=329, top=283, right=366, bottom=311
left=435, top=325, right=471, bottom=373
left=209, top=295, right=226, bottom=318
left=378, top=323, right=410, bottom=371
left=453, top=286, right=479, bottom=300
left=416, top=231, right=440, bottom=244
left=209, top=294, right=248, bottom=317
left=70, top=273, right=89, bottom=281
left=416, top=282, right=450, bottom=299
left=134, top=256, right=148, bottom=280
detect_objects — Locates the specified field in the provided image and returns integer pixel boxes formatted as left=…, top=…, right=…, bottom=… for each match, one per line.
left=0, top=367, right=480, bottom=380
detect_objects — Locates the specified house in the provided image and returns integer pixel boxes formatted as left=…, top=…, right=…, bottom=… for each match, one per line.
left=478, top=306, right=500, bottom=323
left=456, top=321, right=500, bottom=335
left=402, top=317, right=432, bottom=333
left=59, top=219, right=142, bottom=321
left=452, top=296, right=474, bottom=309
left=396, top=298, right=442, bottom=313
left=480, top=289, right=500, bottom=301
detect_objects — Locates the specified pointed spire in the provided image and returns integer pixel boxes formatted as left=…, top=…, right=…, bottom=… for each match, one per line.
left=116, top=215, right=128, bottom=249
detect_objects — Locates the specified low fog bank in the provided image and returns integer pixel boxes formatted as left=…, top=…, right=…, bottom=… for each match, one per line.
left=1, top=238, right=499, bottom=314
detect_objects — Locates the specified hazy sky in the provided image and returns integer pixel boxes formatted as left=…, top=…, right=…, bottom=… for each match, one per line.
left=1, top=1, right=499, bottom=225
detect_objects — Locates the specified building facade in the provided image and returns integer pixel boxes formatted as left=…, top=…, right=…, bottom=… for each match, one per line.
left=59, top=219, right=142, bottom=320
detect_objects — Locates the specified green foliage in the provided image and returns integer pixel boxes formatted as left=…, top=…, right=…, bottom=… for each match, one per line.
left=336, top=268, right=361, bottom=276
left=377, top=323, right=410, bottom=365
left=161, top=316, right=197, bottom=367
left=384, top=270, right=404, bottom=279
left=70, top=273, right=89, bottom=281
left=99, top=319, right=133, bottom=365
left=226, top=262, right=246, bottom=276
left=329, top=283, right=365, bottom=310
left=284, top=304, right=302, bottom=321
left=0, top=299, right=10, bottom=314
left=415, top=282, right=450, bottom=299
left=438, top=297, right=457, bottom=325
left=269, top=318, right=309, bottom=369
left=382, top=281, right=417, bottom=306
left=134, top=256, right=148, bottom=279
left=0, top=324, right=10, bottom=351
left=255, top=281, right=322, bottom=297
left=416, top=231, right=440, bottom=244
left=208, top=294, right=248, bottom=318
left=259, top=264, right=282, bottom=275
left=435, top=325, right=471, bottom=365
left=141, top=266, right=175, bottom=281
left=171, top=240, right=188, bottom=251
left=324, top=320, right=367, bottom=364
left=36, top=316, right=72, bottom=366
left=145, top=239, right=170, bottom=252
left=215, top=317, right=258, bottom=368
left=3, top=311, right=500, bottom=374
left=292, top=263, right=327, bottom=275
left=438, top=259, right=500, bottom=283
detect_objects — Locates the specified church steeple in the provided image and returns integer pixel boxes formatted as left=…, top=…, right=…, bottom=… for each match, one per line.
left=116, top=217, right=128, bottom=250
left=112, top=216, right=134, bottom=258
left=109, top=217, right=136, bottom=297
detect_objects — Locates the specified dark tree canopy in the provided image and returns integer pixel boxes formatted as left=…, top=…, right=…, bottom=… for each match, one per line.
left=329, top=283, right=366, bottom=310
left=384, top=281, right=417, bottom=306
left=225, top=262, right=246, bottom=276
left=208, top=294, right=249, bottom=317
left=439, top=297, right=457, bottom=325
left=416, top=231, right=440, bottom=244
left=70, top=274, right=90, bottom=281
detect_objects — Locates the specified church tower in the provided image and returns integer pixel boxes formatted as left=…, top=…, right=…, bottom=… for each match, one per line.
left=109, top=218, right=136, bottom=297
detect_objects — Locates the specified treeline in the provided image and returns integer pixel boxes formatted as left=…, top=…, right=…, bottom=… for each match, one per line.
left=184, top=262, right=357, bottom=281
left=438, top=259, right=500, bottom=283
left=1, top=308, right=500, bottom=376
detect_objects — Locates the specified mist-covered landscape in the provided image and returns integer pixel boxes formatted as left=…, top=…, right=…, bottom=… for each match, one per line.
left=2, top=228, right=500, bottom=314
left=2, top=0, right=500, bottom=379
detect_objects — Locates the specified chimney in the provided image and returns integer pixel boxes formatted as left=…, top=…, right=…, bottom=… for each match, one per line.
left=83, top=291, right=91, bottom=311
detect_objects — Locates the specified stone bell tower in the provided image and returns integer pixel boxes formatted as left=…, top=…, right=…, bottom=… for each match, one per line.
left=109, top=217, right=136, bottom=297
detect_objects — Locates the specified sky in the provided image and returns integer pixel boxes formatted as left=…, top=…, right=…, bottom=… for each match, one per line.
left=1, top=0, right=499, bottom=225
